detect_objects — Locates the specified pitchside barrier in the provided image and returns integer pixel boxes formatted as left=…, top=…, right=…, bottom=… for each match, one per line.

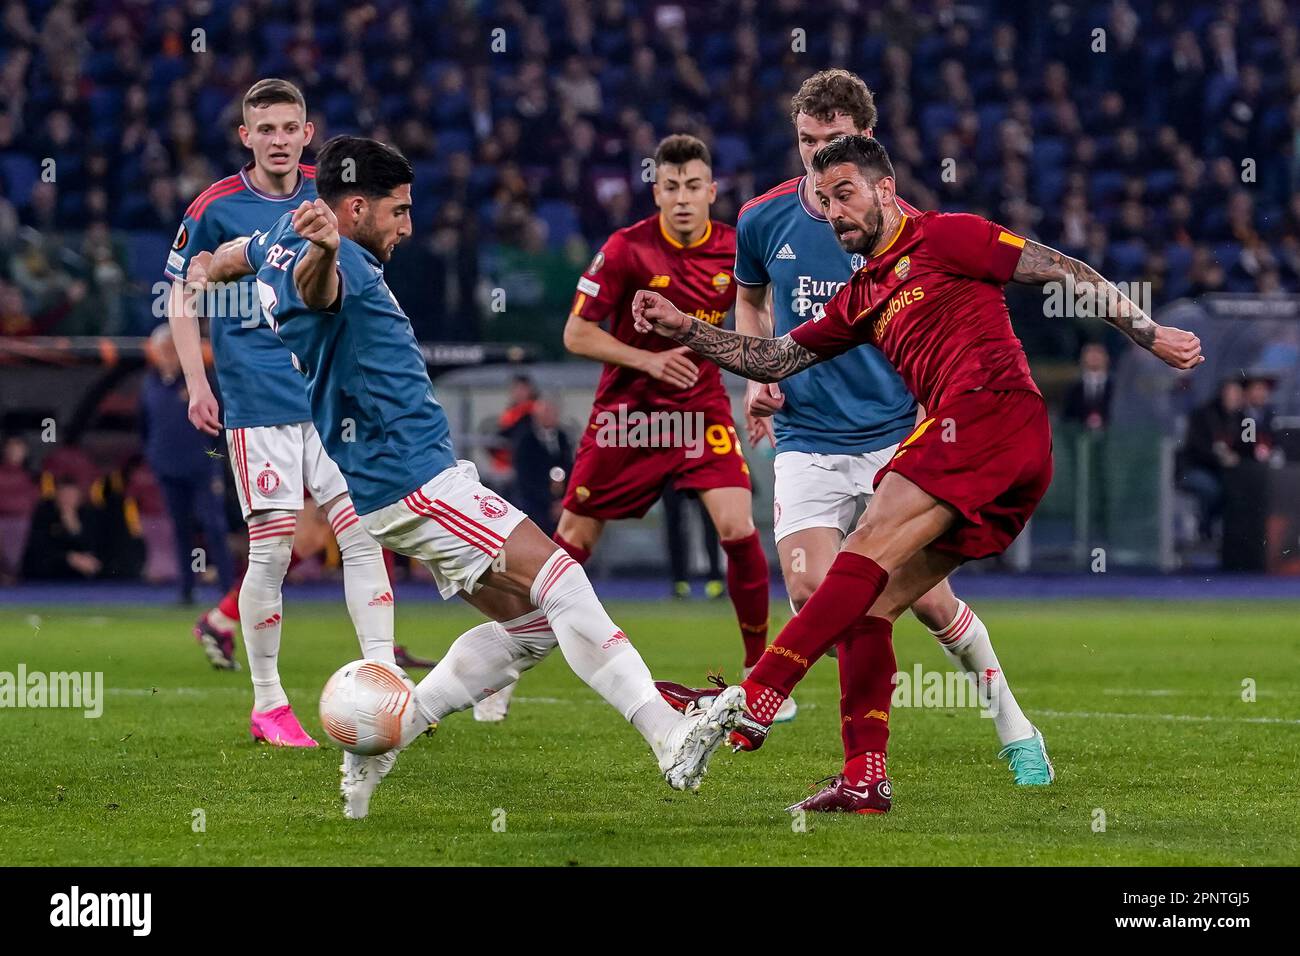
left=3, top=294, right=1297, bottom=580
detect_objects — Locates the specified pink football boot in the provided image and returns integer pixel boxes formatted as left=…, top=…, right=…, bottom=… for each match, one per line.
left=250, top=704, right=319, bottom=747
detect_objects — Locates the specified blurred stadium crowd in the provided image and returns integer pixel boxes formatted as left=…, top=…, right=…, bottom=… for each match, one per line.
left=2, top=0, right=1299, bottom=586
left=0, top=0, right=1297, bottom=349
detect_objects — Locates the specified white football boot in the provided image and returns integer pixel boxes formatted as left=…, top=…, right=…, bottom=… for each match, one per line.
left=340, top=749, right=400, bottom=819
left=659, top=685, right=746, bottom=791
left=743, top=665, right=797, bottom=722
left=472, top=682, right=517, bottom=723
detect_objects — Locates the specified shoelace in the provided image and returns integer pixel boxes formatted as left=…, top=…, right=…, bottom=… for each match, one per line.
left=998, top=741, right=1039, bottom=775
left=706, top=671, right=728, bottom=690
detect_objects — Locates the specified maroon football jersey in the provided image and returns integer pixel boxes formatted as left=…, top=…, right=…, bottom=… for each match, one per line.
left=789, top=211, right=1039, bottom=412
left=572, top=214, right=737, bottom=414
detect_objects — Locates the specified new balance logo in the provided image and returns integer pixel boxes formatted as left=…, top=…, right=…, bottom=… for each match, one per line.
left=253, top=613, right=281, bottom=630
left=368, top=591, right=394, bottom=607
left=775, top=243, right=796, bottom=260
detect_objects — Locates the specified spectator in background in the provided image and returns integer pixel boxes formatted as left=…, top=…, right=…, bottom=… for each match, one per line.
left=1063, top=342, right=1114, bottom=431
left=487, top=374, right=539, bottom=489
left=1178, top=377, right=1249, bottom=539
left=662, top=486, right=724, bottom=600
left=0, top=433, right=39, bottom=582
left=140, top=323, right=235, bottom=604
left=1240, top=372, right=1279, bottom=462
left=507, top=394, right=572, bottom=538
left=22, top=476, right=105, bottom=580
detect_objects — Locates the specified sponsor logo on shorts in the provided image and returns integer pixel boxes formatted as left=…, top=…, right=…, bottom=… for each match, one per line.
left=474, top=494, right=509, bottom=519
left=256, top=468, right=281, bottom=495
left=601, top=630, right=629, bottom=649
left=253, top=613, right=281, bottom=631
left=773, top=500, right=782, bottom=526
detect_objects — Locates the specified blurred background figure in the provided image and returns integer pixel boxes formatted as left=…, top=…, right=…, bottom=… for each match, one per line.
left=662, top=486, right=724, bottom=600
left=1063, top=342, right=1114, bottom=432
left=506, top=394, right=572, bottom=538
left=1240, top=372, right=1278, bottom=460
left=487, top=374, right=539, bottom=491
left=0, top=434, right=40, bottom=582
left=1178, top=377, right=1248, bottom=540
left=140, top=323, right=235, bottom=604
left=22, top=476, right=104, bottom=580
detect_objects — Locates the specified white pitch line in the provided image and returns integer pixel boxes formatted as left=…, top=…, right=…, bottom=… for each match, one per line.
left=1037, top=708, right=1300, bottom=726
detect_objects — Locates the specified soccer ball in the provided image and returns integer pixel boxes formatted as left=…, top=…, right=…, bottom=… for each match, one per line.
left=319, top=659, right=419, bottom=755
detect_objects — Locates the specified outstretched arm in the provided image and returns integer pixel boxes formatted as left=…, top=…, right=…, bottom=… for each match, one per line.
left=631, top=289, right=822, bottom=383
left=1012, top=239, right=1203, bottom=370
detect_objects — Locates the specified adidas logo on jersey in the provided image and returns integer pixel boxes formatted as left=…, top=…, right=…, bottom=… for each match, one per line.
left=776, top=243, right=797, bottom=260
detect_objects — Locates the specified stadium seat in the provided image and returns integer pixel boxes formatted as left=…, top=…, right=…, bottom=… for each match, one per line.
left=0, top=154, right=40, bottom=207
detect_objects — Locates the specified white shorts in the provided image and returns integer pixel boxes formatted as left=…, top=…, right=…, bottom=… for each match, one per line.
left=226, top=422, right=349, bottom=520
left=771, top=446, right=899, bottom=543
left=359, top=460, right=528, bottom=599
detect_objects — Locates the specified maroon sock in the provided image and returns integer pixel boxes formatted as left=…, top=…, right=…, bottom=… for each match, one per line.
left=720, top=530, right=769, bottom=668
left=838, top=615, right=895, bottom=780
left=741, top=551, right=889, bottom=711
left=552, top=533, right=591, bottom=565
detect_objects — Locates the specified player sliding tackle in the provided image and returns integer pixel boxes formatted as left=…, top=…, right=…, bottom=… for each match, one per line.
left=188, top=135, right=747, bottom=818
left=635, top=134, right=1203, bottom=814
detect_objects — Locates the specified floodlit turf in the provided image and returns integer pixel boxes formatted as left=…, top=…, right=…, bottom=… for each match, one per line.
left=1, top=597, right=1297, bottom=866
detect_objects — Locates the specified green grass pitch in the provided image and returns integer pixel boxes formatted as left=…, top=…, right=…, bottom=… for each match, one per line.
left=1, top=597, right=1297, bottom=866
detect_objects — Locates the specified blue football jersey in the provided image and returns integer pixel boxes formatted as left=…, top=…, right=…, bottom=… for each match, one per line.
left=164, top=164, right=316, bottom=429
left=249, top=214, right=457, bottom=515
left=734, top=176, right=917, bottom=454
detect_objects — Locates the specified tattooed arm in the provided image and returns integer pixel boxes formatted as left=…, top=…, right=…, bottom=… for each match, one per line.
left=1012, top=239, right=1203, bottom=370
left=631, top=289, right=823, bottom=383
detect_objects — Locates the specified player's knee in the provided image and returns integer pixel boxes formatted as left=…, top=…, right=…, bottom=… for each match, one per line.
left=248, top=533, right=293, bottom=577
left=785, top=573, right=822, bottom=611
left=716, top=517, right=756, bottom=542
left=910, top=588, right=955, bottom=632
left=555, top=512, right=599, bottom=552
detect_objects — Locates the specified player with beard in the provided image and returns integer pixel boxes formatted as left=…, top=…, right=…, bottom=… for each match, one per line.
left=659, top=70, right=1053, bottom=793
left=636, top=135, right=1203, bottom=813
left=166, top=79, right=408, bottom=746
left=188, top=136, right=748, bottom=817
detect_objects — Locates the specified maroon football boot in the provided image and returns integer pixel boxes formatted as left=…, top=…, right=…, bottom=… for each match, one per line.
left=786, top=775, right=892, bottom=814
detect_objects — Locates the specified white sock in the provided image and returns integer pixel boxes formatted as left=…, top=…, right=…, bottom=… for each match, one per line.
left=529, top=549, right=678, bottom=755
left=240, top=511, right=296, bottom=712
left=407, top=609, right=555, bottom=744
left=327, top=497, right=395, bottom=664
left=928, top=600, right=1034, bottom=745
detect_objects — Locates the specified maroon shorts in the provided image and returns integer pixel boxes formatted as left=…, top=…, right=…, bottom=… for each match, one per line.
left=562, top=407, right=751, bottom=520
left=874, top=388, right=1053, bottom=561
